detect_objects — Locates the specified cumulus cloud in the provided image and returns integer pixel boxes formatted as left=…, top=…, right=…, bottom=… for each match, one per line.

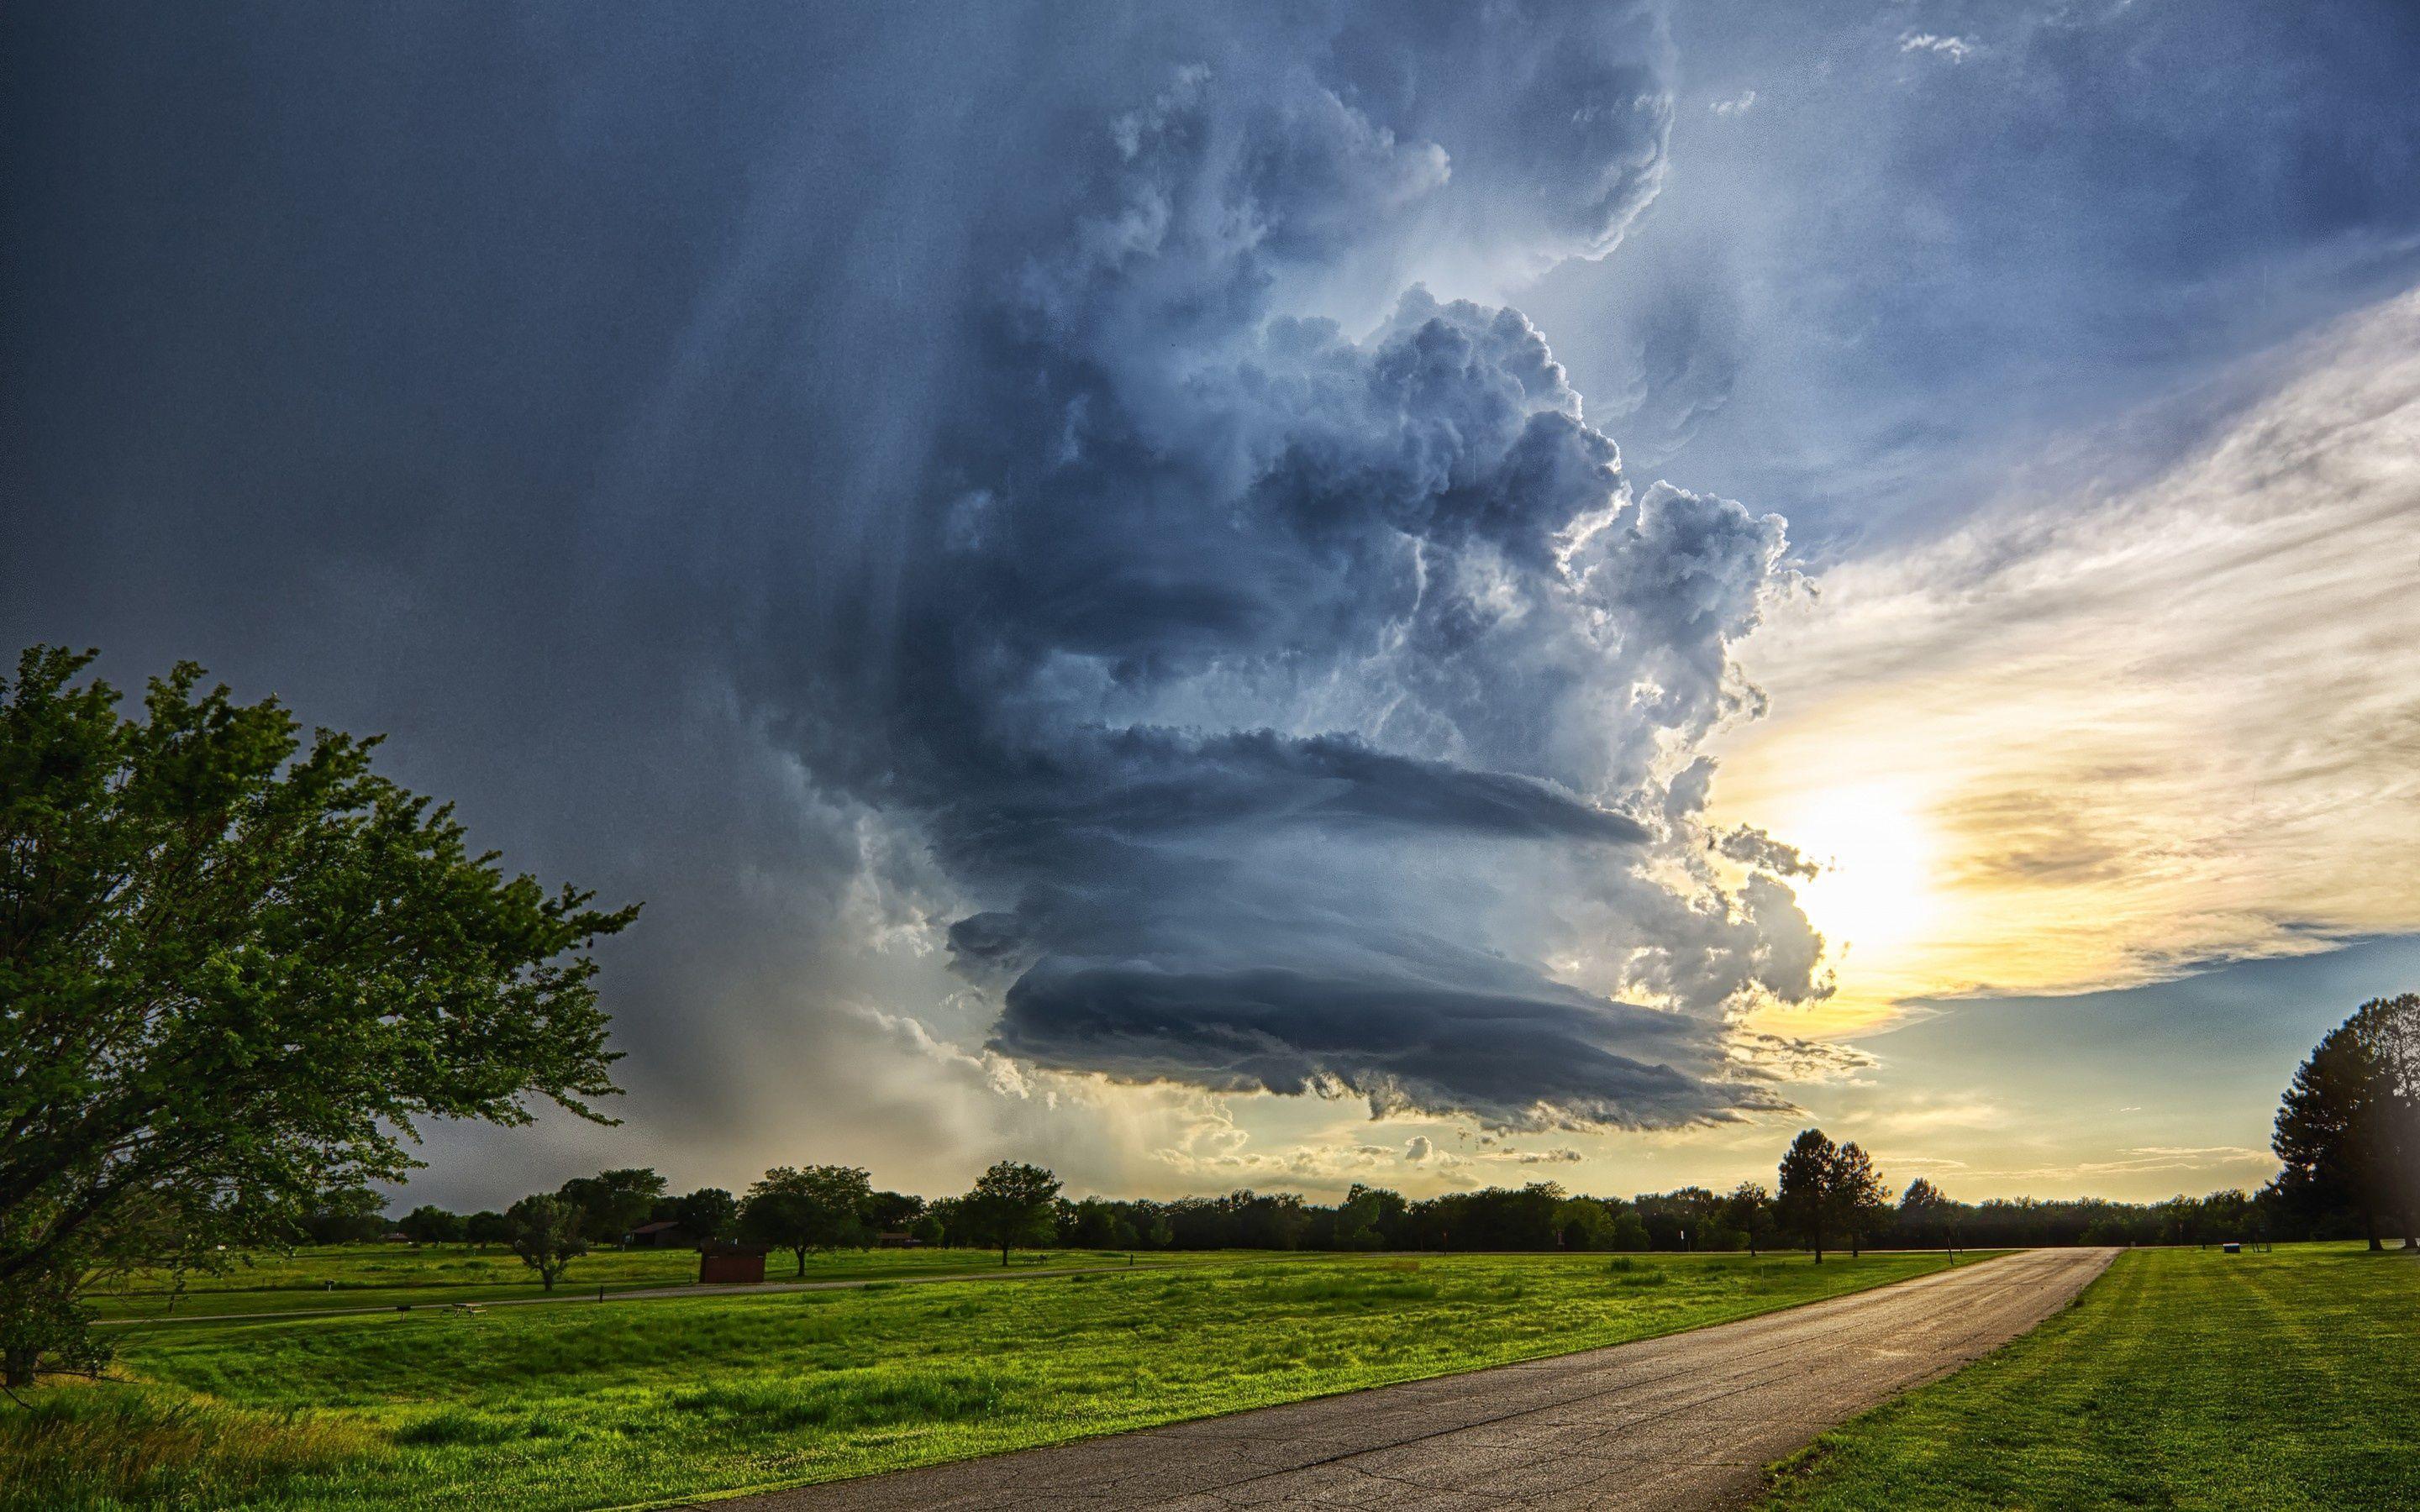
left=749, top=9, right=1840, bottom=1133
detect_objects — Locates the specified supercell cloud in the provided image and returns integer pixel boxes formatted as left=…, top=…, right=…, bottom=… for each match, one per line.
left=767, top=2, right=1833, bottom=1130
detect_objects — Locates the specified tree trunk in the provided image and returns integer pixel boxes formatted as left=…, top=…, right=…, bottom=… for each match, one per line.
left=2365, top=1206, right=2383, bottom=1252
left=1000, top=1242, right=1010, bottom=1267
left=794, top=1247, right=808, bottom=1278
left=3, top=1345, right=34, bottom=1391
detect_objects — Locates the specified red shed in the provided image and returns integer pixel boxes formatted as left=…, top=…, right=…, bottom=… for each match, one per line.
left=697, top=1241, right=768, bottom=1284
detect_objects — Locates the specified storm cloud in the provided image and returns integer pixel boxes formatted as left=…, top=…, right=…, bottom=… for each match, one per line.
left=2, top=0, right=1848, bottom=1182
left=737, top=2, right=1832, bottom=1129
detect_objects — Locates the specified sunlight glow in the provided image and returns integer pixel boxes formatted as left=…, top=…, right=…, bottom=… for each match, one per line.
left=1783, top=784, right=1939, bottom=959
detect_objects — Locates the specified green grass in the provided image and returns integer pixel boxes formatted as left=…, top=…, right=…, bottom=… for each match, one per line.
left=8, top=1250, right=1965, bottom=1510
left=88, top=1244, right=1153, bottom=1324
left=1762, top=1244, right=2420, bottom=1510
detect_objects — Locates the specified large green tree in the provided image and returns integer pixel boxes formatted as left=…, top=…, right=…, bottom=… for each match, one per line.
left=1831, top=1142, right=1891, bottom=1258
left=557, top=1168, right=666, bottom=1242
left=1776, top=1127, right=1839, bottom=1262
left=959, top=1161, right=1061, bottom=1266
left=2274, top=1000, right=2417, bottom=1251
left=670, top=1187, right=738, bottom=1242
left=506, top=1194, right=588, bottom=1290
left=1897, top=1177, right=1956, bottom=1257
left=0, top=647, right=636, bottom=1387
left=1723, top=1180, right=1773, bottom=1257
left=739, top=1165, right=873, bottom=1276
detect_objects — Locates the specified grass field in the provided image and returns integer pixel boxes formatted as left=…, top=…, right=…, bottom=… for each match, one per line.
left=7, top=1250, right=1964, bottom=1510
left=88, top=1243, right=1181, bottom=1324
left=1762, top=1243, right=2420, bottom=1510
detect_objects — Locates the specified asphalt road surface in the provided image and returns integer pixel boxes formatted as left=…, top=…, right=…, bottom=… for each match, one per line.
left=711, top=1247, right=2115, bottom=1512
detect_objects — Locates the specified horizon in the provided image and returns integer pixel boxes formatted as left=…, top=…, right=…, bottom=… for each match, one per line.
left=8, top=2, right=2419, bottom=1217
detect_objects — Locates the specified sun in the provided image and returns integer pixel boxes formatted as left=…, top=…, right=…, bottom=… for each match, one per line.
left=1780, top=784, right=1939, bottom=958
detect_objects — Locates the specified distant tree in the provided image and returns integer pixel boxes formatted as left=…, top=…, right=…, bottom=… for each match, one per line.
left=506, top=1194, right=587, bottom=1291
left=1898, top=1178, right=1954, bottom=1257
left=2193, top=1188, right=2252, bottom=1247
left=1338, top=1184, right=1408, bottom=1250
left=860, top=1189, right=926, bottom=1233
left=1231, top=1189, right=1314, bottom=1250
left=557, top=1168, right=668, bottom=1244
left=671, top=1188, right=738, bottom=1242
left=910, top=1212, right=946, bottom=1247
left=464, top=1210, right=512, bottom=1245
left=740, top=1165, right=874, bottom=1276
left=923, top=1196, right=963, bottom=1247
left=1063, top=1198, right=1122, bottom=1249
left=298, top=1187, right=390, bottom=1246
left=1832, top=1143, right=1891, bottom=1258
left=1608, top=1208, right=1651, bottom=1252
left=0, top=646, right=634, bottom=1390
left=960, top=1162, right=1062, bottom=1265
left=1723, top=1182, right=1772, bottom=1257
left=1777, top=1128, right=1839, bottom=1262
left=1555, top=1197, right=1616, bottom=1251
left=2274, top=1014, right=2400, bottom=1250
left=399, top=1205, right=466, bottom=1245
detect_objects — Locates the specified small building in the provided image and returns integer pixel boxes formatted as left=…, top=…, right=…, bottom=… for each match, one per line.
left=623, top=1220, right=692, bottom=1249
left=2223, top=1241, right=2243, bottom=1254
left=697, top=1240, right=768, bottom=1284
left=876, top=1231, right=922, bottom=1249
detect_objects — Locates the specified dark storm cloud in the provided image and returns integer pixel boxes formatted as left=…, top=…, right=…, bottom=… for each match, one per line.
left=749, top=3, right=1838, bottom=1130
left=936, top=729, right=1649, bottom=864
left=992, top=960, right=1781, bottom=1131
left=3, top=0, right=1839, bottom=1152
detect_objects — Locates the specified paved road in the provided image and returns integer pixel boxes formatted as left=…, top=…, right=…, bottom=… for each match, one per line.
left=715, top=1247, right=2115, bottom=1512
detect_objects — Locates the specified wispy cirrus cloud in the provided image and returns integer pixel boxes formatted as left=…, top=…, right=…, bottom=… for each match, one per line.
left=1897, top=32, right=1977, bottom=63
left=1717, top=288, right=2420, bottom=1025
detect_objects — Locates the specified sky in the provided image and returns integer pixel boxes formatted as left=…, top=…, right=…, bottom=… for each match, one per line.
left=7, top=1, right=2418, bottom=1210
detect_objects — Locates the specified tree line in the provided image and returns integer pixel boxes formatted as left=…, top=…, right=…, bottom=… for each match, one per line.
left=318, top=990, right=2420, bottom=1300
left=330, top=1121, right=2345, bottom=1301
